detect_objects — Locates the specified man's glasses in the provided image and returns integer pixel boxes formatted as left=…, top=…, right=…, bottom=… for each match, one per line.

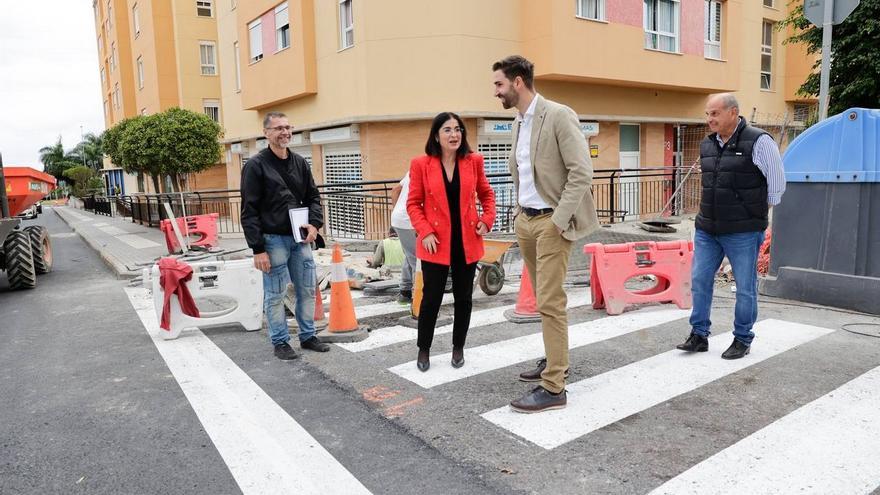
left=440, top=126, right=463, bottom=135
left=265, top=125, right=293, bottom=132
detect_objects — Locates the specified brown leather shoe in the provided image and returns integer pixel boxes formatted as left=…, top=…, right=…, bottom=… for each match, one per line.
left=510, top=386, right=567, bottom=413
left=518, top=358, right=570, bottom=382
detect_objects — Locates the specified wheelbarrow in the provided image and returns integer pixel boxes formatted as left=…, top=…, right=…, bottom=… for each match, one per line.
left=476, top=238, right=515, bottom=295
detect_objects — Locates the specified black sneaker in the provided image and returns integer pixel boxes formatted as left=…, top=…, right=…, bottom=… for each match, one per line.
left=398, top=290, right=413, bottom=304
left=274, top=342, right=299, bottom=360
left=301, top=336, right=330, bottom=352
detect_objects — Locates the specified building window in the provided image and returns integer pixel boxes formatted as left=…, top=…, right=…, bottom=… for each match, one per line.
left=132, top=3, right=140, bottom=37
left=110, top=42, right=116, bottom=71
left=704, top=0, right=721, bottom=59
left=793, top=103, right=816, bottom=122
left=761, top=20, right=773, bottom=90
left=203, top=99, right=220, bottom=122
left=231, top=0, right=236, bottom=9
left=200, top=41, right=217, bottom=75
left=233, top=41, right=241, bottom=91
left=113, top=83, right=120, bottom=109
left=644, top=0, right=680, bottom=53
left=136, top=56, right=144, bottom=89
left=197, top=0, right=213, bottom=17
left=97, top=32, right=102, bottom=52
left=100, top=66, right=106, bottom=85
left=576, top=0, right=605, bottom=21
left=107, top=0, right=113, bottom=29
left=103, top=99, right=109, bottom=118
left=339, top=0, right=353, bottom=49
left=763, top=0, right=773, bottom=6
left=276, top=2, right=290, bottom=51
left=141, top=108, right=148, bottom=116
left=248, top=20, right=263, bottom=62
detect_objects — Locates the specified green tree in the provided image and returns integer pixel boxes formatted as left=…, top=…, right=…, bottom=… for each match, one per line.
left=781, top=0, right=880, bottom=116
left=39, top=137, right=79, bottom=179
left=73, top=132, right=105, bottom=170
left=62, top=165, right=102, bottom=197
left=156, top=108, right=223, bottom=191
left=103, top=117, right=156, bottom=192
left=101, top=108, right=222, bottom=193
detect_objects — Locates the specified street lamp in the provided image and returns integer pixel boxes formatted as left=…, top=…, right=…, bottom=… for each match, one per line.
left=79, top=125, right=87, bottom=168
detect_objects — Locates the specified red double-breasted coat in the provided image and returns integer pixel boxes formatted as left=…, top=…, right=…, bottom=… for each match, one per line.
left=406, top=153, right=496, bottom=265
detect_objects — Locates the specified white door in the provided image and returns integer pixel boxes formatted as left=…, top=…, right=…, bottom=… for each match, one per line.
left=619, top=124, right=641, bottom=221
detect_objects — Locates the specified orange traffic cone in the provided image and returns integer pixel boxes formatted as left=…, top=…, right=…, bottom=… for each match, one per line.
left=313, top=283, right=327, bottom=326
left=319, top=244, right=368, bottom=342
left=410, top=259, right=423, bottom=319
left=504, top=267, right=541, bottom=323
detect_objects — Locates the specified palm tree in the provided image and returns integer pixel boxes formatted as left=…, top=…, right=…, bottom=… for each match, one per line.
left=38, top=137, right=70, bottom=178
left=75, top=132, right=105, bottom=170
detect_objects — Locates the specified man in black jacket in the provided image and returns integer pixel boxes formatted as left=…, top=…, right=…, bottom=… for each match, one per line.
left=241, top=112, right=330, bottom=359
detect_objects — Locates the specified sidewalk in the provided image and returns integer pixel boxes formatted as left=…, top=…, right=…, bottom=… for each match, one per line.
left=52, top=205, right=250, bottom=278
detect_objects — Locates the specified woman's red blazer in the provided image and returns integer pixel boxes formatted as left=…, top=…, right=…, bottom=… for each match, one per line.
left=406, top=153, right=496, bottom=265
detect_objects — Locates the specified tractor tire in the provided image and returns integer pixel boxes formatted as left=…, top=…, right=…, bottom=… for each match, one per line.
left=25, top=225, right=53, bottom=274
left=3, top=230, right=37, bottom=290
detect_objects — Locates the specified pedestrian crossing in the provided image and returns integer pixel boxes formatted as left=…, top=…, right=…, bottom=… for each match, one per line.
left=129, top=279, right=880, bottom=494
left=480, top=319, right=834, bottom=449
left=390, top=306, right=689, bottom=389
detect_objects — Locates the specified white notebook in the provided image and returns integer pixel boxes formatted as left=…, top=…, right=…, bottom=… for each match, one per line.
left=288, top=207, right=310, bottom=243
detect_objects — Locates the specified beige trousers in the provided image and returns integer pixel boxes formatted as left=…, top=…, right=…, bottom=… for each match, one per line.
left=515, top=213, right=572, bottom=394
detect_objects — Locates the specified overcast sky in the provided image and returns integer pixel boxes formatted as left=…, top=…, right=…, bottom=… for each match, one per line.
left=0, top=1, right=105, bottom=170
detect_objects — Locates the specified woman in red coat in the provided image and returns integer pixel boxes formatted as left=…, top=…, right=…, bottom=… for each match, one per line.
left=407, top=112, right=496, bottom=372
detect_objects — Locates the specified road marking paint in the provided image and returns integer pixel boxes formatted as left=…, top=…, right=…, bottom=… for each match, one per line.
left=124, top=287, right=372, bottom=495
left=649, top=364, right=880, bottom=495
left=338, top=290, right=591, bottom=353
left=481, top=319, right=835, bottom=450
left=390, top=306, right=688, bottom=388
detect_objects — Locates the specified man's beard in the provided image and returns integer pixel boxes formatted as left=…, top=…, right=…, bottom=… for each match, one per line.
left=500, top=91, right=518, bottom=110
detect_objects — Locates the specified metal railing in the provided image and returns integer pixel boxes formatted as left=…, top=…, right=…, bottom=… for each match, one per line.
left=77, top=167, right=701, bottom=239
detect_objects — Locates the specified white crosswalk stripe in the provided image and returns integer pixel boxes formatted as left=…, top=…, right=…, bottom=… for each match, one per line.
left=124, top=288, right=372, bottom=495
left=390, top=306, right=689, bottom=388
left=649, top=364, right=880, bottom=495
left=338, top=289, right=591, bottom=353
left=481, top=319, right=835, bottom=450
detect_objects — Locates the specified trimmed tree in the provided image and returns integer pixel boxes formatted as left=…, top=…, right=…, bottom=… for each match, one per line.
left=155, top=107, right=223, bottom=192
left=781, top=0, right=880, bottom=116
left=101, top=108, right=222, bottom=193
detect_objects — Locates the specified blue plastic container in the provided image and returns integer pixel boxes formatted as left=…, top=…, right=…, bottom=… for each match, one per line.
left=760, top=108, right=880, bottom=314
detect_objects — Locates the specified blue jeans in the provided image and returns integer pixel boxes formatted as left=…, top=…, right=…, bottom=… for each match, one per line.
left=262, top=234, right=317, bottom=346
left=689, top=228, right=765, bottom=345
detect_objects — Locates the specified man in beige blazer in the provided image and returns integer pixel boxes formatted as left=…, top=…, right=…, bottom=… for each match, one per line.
left=492, top=55, right=599, bottom=413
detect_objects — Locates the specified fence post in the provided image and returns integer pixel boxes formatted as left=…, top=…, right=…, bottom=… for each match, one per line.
left=609, top=170, right=617, bottom=224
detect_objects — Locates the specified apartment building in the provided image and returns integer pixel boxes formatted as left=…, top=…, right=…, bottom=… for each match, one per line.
left=93, top=0, right=227, bottom=194
left=95, top=0, right=815, bottom=221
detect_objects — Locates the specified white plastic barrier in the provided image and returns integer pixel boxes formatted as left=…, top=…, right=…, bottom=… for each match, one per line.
left=145, top=259, right=263, bottom=340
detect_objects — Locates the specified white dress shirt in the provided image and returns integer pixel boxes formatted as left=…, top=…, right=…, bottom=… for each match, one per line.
left=516, top=94, right=552, bottom=210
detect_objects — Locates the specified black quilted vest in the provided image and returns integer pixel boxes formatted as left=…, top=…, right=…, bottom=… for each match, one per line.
left=695, top=118, right=769, bottom=234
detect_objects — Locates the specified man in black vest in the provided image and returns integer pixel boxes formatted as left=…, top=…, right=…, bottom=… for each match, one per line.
left=676, top=93, right=786, bottom=359
left=241, top=112, right=330, bottom=360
